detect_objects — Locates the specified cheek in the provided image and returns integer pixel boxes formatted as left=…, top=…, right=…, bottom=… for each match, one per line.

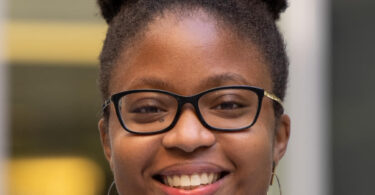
left=224, top=129, right=273, bottom=167
left=219, top=126, right=274, bottom=190
left=108, top=116, right=160, bottom=191
left=112, top=137, right=155, bottom=174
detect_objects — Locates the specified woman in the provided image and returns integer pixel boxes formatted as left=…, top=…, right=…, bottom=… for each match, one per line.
left=97, top=0, right=291, bottom=194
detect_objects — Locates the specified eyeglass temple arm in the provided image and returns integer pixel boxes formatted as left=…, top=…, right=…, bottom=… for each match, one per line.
left=102, top=99, right=111, bottom=111
left=264, top=91, right=284, bottom=108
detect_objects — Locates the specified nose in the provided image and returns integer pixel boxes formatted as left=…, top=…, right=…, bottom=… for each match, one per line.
left=161, top=106, right=216, bottom=153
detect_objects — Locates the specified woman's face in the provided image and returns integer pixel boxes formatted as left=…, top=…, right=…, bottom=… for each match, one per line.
left=99, top=10, right=290, bottom=195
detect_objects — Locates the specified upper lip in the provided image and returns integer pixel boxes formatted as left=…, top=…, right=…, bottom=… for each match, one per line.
left=152, top=162, right=230, bottom=177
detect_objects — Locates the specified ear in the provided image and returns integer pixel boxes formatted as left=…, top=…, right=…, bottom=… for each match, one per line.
left=273, top=114, right=291, bottom=165
left=98, top=118, right=113, bottom=170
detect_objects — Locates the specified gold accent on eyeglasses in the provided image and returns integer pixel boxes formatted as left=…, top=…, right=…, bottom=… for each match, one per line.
left=264, top=91, right=284, bottom=108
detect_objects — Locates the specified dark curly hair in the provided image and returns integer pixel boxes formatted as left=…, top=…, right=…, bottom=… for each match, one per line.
left=97, top=0, right=289, bottom=119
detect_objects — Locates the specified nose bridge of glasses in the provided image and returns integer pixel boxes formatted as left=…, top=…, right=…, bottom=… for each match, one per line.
left=173, top=94, right=204, bottom=124
left=175, top=93, right=201, bottom=109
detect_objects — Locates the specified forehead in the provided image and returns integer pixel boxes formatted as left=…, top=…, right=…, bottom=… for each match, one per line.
left=110, top=9, right=272, bottom=95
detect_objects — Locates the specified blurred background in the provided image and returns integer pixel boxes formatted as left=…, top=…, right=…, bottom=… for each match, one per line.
left=1, top=0, right=110, bottom=194
left=0, top=0, right=374, bottom=194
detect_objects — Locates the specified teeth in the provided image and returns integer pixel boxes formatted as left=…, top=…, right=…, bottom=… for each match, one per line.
left=213, top=173, right=218, bottom=181
left=172, top=175, right=180, bottom=187
left=208, top=173, right=214, bottom=182
left=200, top=173, right=209, bottom=184
left=167, top=176, right=173, bottom=186
left=190, top=174, right=200, bottom=186
left=164, top=173, right=220, bottom=188
left=180, top=175, right=190, bottom=187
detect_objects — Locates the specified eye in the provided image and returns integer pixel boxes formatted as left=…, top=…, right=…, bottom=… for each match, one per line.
left=131, top=106, right=166, bottom=114
left=212, top=101, right=244, bottom=110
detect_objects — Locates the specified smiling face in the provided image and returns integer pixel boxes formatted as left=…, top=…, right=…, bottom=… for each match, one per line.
left=99, top=9, right=290, bottom=195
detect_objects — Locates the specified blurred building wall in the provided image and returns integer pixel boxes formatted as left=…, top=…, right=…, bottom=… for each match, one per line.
left=280, top=0, right=330, bottom=194
left=332, top=0, right=375, bottom=194
left=0, top=0, right=8, bottom=193
left=5, top=0, right=109, bottom=194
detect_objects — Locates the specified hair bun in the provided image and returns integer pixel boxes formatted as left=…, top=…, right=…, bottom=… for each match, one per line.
left=98, top=0, right=136, bottom=23
left=98, top=0, right=288, bottom=23
left=262, top=0, right=288, bottom=20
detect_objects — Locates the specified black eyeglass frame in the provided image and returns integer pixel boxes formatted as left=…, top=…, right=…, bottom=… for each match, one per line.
left=102, top=85, right=283, bottom=135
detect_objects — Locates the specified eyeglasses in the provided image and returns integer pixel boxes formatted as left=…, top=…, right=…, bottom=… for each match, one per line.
left=102, top=85, right=283, bottom=135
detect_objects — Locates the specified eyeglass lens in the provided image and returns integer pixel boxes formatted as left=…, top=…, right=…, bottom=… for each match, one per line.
left=119, top=92, right=178, bottom=133
left=198, top=89, right=258, bottom=129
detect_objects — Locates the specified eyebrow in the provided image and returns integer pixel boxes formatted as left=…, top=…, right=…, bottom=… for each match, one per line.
left=129, top=77, right=176, bottom=90
left=128, top=72, right=253, bottom=91
left=201, top=73, right=253, bottom=88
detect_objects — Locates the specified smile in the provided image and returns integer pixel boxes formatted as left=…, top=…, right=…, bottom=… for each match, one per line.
left=152, top=163, right=231, bottom=195
left=154, top=171, right=230, bottom=191
left=162, top=172, right=220, bottom=189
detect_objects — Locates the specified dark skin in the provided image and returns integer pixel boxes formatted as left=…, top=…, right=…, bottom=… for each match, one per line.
left=99, top=9, right=290, bottom=195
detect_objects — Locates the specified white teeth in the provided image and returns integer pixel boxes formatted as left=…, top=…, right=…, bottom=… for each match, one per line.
left=172, top=175, right=180, bottom=187
left=207, top=173, right=214, bottom=182
left=167, top=176, right=173, bottom=186
left=200, top=173, right=209, bottom=184
left=190, top=174, right=200, bottom=186
left=180, top=175, right=190, bottom=187
left=164, top=172, right=220, bottom=188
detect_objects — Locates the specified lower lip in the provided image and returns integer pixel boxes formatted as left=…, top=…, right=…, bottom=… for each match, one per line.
left=159, top=178, right=224, bottom=195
